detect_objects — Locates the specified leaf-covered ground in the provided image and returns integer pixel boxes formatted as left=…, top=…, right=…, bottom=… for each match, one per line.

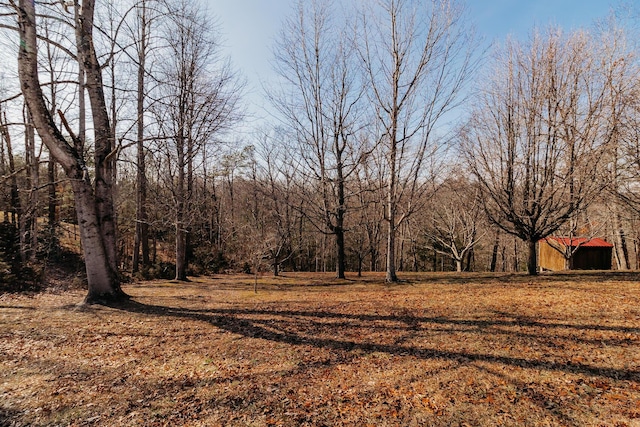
left=1, top=272, right=639, bottom=426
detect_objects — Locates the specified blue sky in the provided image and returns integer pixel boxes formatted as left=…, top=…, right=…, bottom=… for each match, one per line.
left=205, top=0, right=618, bottom=125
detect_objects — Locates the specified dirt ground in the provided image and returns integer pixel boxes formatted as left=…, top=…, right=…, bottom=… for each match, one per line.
left=1, top=272, right=639, bottom=426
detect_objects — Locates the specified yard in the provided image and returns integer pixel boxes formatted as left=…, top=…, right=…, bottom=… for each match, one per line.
left=1, top=272, right=639, bottom=426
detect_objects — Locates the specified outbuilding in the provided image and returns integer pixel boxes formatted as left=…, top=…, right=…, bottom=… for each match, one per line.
left=538, top=237, right=613, bottom=271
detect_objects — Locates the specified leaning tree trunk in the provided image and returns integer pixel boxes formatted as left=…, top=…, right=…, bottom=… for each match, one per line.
left=79, top=0, right=119, bottom=277
left=16, top=0, right=126, bottom=303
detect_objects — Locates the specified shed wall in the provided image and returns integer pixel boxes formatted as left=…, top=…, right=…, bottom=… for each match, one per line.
left=539, top=240, right=567, bottom=271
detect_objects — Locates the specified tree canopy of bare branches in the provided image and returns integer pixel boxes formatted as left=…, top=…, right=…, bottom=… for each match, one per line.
left=461, top=28, right=619, bottom=275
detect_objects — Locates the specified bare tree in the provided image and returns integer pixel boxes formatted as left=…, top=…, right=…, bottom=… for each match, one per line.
left=462, top=28, right=615, bottom=275
left=358, top=0, right=477, bottom=282
left=152, top=0, right=242, bottom=281
left=252, top=130, right=301, bottom=276
left=271, top=0, right=366, bottom=279
left=350, top=144, right=386, bottom=274
left=128, top=0, right=160, bottom=273
left=12, top=0, right=126, bottom=302
left=423, top=177, right=483, bottom=272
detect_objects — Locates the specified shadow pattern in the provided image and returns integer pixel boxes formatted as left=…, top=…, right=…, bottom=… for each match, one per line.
left=108, top=299, right=640, bottom=383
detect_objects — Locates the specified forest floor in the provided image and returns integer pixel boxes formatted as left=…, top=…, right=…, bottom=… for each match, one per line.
left=1, top=271, right=640, bottom=427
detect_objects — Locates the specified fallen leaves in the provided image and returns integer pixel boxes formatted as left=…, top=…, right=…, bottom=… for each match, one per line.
left=1, top=272, right=639, bottom=426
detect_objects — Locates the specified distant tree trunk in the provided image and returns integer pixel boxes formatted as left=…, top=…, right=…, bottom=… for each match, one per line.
left=132, top=3, right=150, bottom=272
left=386, top=182, right=398, bottom=282
left=368, top=228, right=378, bottom=272
left=47, top=159, right=57, bottom=227
left=335, top=226, right=345, bottom=279
left=398, top=223, right=406, bottom=272
left=432, top=248, right=437, bottom=272
left=2, top=114, right=19, bottom=226
left=0, top=121, right=6, bottom=223
left=335, top=155, right=346, bottom=279
left=384, top=104, right=400, bottom=282
left=175, top=130, right=187, bottom=281
left=527, top=239, right=537, bottom=275
left=613, top=211, right=629, bottom=270
left=43, top=24, right=58, bottom=238
left=464, top=247, right=474, bottom=272
left=24, top=107, right=38, bottom=263
left=490, top=231, right=499, bottom=272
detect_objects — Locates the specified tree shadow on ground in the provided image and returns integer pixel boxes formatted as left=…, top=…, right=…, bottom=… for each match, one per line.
left=150, top=270, right=640, bottom=291
left=107, top=299, right=640, bottom=383
left=399, top=270, right=640, bottom=285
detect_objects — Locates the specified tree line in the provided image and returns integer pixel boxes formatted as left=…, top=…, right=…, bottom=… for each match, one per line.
left=1, top=0, right=640, bottom=303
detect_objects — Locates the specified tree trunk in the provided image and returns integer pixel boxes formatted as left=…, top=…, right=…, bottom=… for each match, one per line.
left=490, top=231, right=499, bottom=272
left=174, top=131, right=187, bottom=281
left=175, top=222, right=188, bottom=281
left=2, top=116, right=19, bottom=226
left=398, top=225, right=405, bottom=272
left=335, top=227, right=346, bottom=279
left=613, top=211, right=629, bottom=270
left=386, top=221, right=397, bottom=281
left=132, top=14, right=146, bottom=274
left=386, top=152, right=398, bottom=282
left=25, top=108, right=38, bottom=262
left=432, top=248, right=437, bottom=272
left=386, top=114, right=398, bottom=282
left=47, top=158, right=57, bottom=227
left=464, top=247, right=474, bottom=272
left=527, top=239, right=538, bottom=276
left=78, top=0, right=119, bottom=277
left=369, top=245, right=378, bottom=272
left=71, top=177, right=123, bottom=302
left=0, top=120, right=6, bottom=223
left=132, top=2, right=150, bottom=273
left=335, top=151, right=346, bottom=279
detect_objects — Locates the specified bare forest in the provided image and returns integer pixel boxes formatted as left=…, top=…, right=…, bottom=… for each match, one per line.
left=2, top=2, right=640, bottom=426
left=1, top=0, right=640, bottom=298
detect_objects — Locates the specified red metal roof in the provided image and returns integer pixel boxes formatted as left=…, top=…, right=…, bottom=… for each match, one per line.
left=543, top=237, right=613, bottom=248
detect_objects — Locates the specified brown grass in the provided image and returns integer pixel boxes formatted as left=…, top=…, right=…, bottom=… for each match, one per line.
left=1, top=272, right=639, bottom=426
